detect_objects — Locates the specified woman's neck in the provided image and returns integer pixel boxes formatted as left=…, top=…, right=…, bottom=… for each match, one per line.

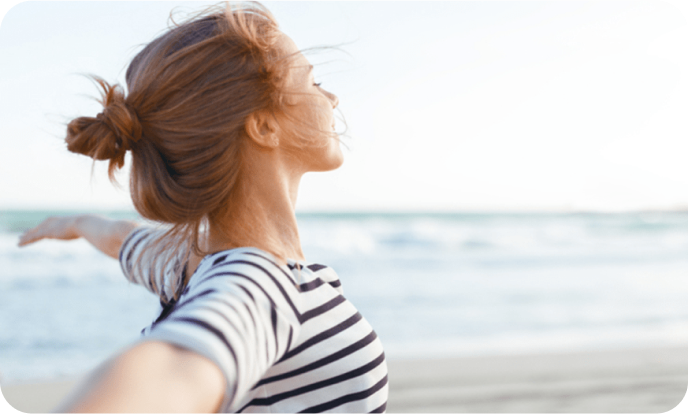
left=206, top=147, right=306, bottom=264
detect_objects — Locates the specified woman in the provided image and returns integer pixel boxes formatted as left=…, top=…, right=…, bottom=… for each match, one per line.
left=18, top=3, right=388, bottom=412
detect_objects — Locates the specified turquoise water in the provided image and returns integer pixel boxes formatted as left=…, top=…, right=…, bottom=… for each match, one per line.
left=2, top=210, right=688, bottom=382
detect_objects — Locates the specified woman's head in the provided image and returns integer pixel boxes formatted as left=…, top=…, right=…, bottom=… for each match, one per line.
left=68, top=3, right=285, bottom=225
left=64, top=2, right=341, bottom=300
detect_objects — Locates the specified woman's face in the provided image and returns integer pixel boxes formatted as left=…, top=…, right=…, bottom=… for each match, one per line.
left=276, top=34, right=343, bottom=172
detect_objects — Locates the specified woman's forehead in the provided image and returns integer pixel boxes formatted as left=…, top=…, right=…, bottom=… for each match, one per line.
left=277, top=33, right=311, bottom=78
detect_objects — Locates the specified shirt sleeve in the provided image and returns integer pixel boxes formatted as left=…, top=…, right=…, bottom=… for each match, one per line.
left=118, top=226, right=187, bottom=299
left=137, top=248, right=302, bottom=412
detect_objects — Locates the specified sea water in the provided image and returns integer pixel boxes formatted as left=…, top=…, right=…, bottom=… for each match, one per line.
left=1, top=210, right=688, bottom=382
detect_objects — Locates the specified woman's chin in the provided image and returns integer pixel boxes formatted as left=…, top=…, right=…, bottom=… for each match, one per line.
left=327, top=147, right=345, bottom=171
left=310, top=151, right=344, bottom=172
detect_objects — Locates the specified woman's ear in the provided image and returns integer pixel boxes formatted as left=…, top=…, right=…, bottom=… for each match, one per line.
left=245, top=111, right=280, bottom=148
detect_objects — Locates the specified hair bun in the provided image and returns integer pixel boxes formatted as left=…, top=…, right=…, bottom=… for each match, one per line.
left=97, top=92, right=143, bottom=151
left=66, top=77, right=143, bottom=180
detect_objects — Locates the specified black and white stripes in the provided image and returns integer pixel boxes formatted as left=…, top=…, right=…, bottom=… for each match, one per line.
left=120, top=227, right=388, bottom=413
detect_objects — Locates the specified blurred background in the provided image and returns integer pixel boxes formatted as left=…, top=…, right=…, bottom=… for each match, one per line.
left=2, top=1, right=688, bottom=400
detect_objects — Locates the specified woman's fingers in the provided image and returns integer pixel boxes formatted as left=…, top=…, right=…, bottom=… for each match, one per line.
left=17, top=217, right=80, bottom=247
left=17, top=221, right=50, bottom=246
left=17, top=229, right=40, bottom=246
left=18, top=226, right=44, bottom=247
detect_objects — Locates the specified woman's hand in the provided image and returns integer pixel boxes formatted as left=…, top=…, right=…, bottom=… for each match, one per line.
left=18, top=214, right=139, bottom=259
left=18, top=216, right=81, bottom=246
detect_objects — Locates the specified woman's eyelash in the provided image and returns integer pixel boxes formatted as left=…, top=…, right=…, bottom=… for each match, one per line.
left=314, top=82, right=322, bottom=87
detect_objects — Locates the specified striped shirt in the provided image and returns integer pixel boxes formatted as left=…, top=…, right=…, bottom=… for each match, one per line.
left=119, top=227, right=388, bottom=413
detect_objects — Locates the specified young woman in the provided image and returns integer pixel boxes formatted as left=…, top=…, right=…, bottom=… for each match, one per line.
left=18, top=3, right=388, bottom=412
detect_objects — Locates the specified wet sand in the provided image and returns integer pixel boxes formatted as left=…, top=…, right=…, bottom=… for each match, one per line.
left=386, top=346, right=688, bottom=413
left=2, top=346, right=687, bottom=413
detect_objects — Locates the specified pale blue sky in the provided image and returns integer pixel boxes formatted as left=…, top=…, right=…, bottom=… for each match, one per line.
left=1, top=1, right=688, bottom=211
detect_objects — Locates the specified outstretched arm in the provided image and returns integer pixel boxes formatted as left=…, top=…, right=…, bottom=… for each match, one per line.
left=18, top=214, right=139, bottom=259
left=54, top=340, right=226, bottom=413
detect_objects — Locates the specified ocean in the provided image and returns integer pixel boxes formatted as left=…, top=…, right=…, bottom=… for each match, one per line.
left=2, top=210, right=688, bottom=382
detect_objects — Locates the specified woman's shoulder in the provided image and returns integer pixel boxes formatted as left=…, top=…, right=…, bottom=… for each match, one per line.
left=119, top=225, right=157, bottom=263
left=119, top=226, right=188, bottom=299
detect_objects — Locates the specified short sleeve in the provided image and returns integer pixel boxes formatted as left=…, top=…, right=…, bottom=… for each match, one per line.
left=138, top=248, right=302, bottom=412
left=119, top=226, right=187, bottom=299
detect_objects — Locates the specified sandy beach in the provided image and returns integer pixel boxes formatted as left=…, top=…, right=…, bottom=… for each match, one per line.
left=386, top=346, right=688, bottom=413
left=2, top=346, right=687, bottom=413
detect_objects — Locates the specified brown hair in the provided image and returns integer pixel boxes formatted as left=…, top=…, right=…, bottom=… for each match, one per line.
left=65, top=2, right=295, bottom=302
